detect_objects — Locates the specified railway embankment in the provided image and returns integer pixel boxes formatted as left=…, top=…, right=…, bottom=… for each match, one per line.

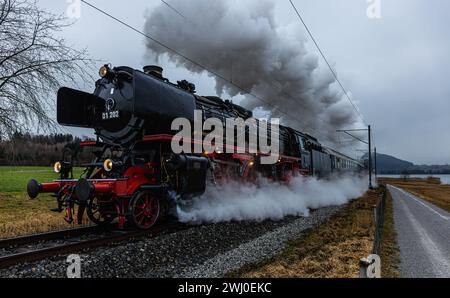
left=229, top=187, right=400, bottom=278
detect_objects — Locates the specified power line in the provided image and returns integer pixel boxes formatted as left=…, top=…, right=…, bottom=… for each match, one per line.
left=160, top=0, right=186, bottom=19
left=80, top=0, right=331, bottom=140
left=264, top=76, right=347, bottom=134
left=288, top=0, right=367, bottom=126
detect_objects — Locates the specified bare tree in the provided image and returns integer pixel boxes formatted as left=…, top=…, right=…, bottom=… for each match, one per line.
left=0, top=0, right=92, bottom=138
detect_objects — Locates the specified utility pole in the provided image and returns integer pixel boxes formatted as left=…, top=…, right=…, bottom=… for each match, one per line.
left=336, top=125, right=374, bottom=190
left=374, top=147, right=378, bottom=181
left=368, top=125, right=373, bottom=189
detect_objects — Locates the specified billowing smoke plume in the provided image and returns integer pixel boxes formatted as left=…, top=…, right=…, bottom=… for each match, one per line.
left=144, top=0, right=363, bottom=144
left=177, top=175, right=367, bottom=223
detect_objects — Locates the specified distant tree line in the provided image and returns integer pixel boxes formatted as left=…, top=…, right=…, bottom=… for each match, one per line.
left=0, top=133, right=93, bottom=166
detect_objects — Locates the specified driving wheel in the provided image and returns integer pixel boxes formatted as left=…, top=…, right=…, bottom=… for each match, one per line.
left=128, top=191, right=160, bottom=230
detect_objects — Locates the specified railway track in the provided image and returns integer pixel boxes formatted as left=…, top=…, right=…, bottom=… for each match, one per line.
left=0, top=222, right=182, bottom=269
left=0, top=225, right=105, bottom=249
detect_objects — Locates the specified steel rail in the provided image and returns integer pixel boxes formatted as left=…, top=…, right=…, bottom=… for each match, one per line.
left=0, top=222, right=182, bottom=269
left=0, top=226, right=105, bottom=249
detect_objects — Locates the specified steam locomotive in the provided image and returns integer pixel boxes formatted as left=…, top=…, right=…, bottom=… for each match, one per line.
left=27, top=65, right=363, bottom=229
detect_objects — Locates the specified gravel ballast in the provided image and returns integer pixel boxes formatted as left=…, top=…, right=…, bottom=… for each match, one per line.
left=176, top=206, right=342, bottom=278
left=0, top=205, right=343, bottom=278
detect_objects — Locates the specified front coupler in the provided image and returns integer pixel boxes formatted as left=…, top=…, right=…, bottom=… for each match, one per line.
left=27, top=178, right=116, bottom=224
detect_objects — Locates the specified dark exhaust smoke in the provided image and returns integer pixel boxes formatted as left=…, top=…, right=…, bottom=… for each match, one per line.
left=143, top=0, right=363, bottom=146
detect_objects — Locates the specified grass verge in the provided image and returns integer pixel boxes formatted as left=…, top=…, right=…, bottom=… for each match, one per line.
left=229, top=189, right=383, bottom=278
left=378, top=188, right=400, bottom=277
left=0, top=166, right=84, bottom=193
left=0, top=193, right=91, bottom=239
left=0, top=167, right=88, bottom=238
left=378, top=178, right=450, bottom=212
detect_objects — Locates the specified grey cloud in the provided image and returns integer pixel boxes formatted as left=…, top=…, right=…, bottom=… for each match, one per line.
left=35, top=0, right=450, bottom=164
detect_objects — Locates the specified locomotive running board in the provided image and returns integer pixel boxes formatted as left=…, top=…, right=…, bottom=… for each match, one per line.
left=54, top=179, right=123, bottom=182
left=139, top=185, right=166, bottom=191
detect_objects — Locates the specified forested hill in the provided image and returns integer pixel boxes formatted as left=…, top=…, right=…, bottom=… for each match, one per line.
left=366, top=153, right=450, bottom=174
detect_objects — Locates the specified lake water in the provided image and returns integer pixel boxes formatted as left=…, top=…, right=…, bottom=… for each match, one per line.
left=378, top=174, right=450, bottom=184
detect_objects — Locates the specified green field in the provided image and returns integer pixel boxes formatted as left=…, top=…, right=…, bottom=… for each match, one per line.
left=0, top=166, right=84, bottom=193
left=0, top=166, right=88, bottom=238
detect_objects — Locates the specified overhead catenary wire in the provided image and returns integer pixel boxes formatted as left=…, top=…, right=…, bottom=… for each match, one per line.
left=288, top=0, right=367, bottom=126
left=80, top=0, right=332, bottom=140
left=160, top=0, right=186, bottom=19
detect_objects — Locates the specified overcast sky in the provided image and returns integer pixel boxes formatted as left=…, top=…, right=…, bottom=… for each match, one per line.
left=37, top=0, right=450, bottom=165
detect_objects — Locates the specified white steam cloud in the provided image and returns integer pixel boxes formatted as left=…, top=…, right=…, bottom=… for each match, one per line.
left=177, top=175, right=367, bottom=224
left=144, top=0, right=364, bottom=144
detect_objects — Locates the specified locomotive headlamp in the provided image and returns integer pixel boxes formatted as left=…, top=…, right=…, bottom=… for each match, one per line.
left=99, top=65, right=109, bottom=78
left=103, top=159, right=114, bottom=172
left=53, top=161, right=72, bottom=179
left=53, top=162, right=62, bottom=173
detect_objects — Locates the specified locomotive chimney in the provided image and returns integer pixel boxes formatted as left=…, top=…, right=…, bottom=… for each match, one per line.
left=143, top=65, right=164, bottom=79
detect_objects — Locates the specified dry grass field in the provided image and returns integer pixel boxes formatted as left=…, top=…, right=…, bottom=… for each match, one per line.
left=0, top=166, right=89, bottom=239
left=0, top=193, right=82, bottom=239
left=230, top=188, right=387, bottom=278
left=379, top=189, right=400, bottom=277
left=378, top=177, right=450, bottom=212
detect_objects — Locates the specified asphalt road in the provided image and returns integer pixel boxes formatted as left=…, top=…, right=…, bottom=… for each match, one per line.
left=388, top=185, right=450, bottom=278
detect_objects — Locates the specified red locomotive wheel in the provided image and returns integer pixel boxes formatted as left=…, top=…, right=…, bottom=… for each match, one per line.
left=129, top=191, right=160, bottom=230
left=87, top=196, right=115, bottom=226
